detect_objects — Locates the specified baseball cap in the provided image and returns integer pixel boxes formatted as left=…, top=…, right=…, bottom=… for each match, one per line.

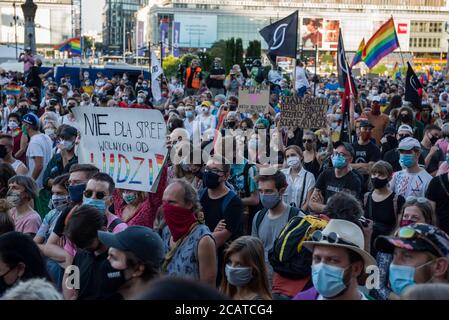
left=383, top=126, right=397, bottom=135
left=98, top=226, right=164, bottom=267
left=22, top=113, right=39, bottom=127
left=359, top=119, right=375, bottom=129
left=375, top=223, right=449, bottom=258
left=333, top=141, right=355, bottom=158
left=398, top=137, right=421, bottom=151
left=398, top=124, right=413, bottom=135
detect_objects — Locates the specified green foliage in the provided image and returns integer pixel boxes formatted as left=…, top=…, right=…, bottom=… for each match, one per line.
left=321, top=53, right=334, bottom=65
left=163, top=55, right=181, bottom=78
left=371, top=64, right=388, bottom=75
left=235, top=38, right=244, bottom=68
left=246, top=40, right=261, bottom=59
left=209, top=39, right=226, bottom=62
left=224, top=38, right=236, bottom=71
left=180, top=53, right=199, bottom=68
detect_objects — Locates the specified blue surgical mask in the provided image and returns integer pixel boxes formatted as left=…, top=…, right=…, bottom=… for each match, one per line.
left=399, top=154, right=416, bottom=168
left=389, top=260, right=434, bottom=295
left=335, top=114, right=342, bottom=121
left=446, top=154, right=449, bottom=165
left=332, top=154, right=347, bottom=169
left=68, top=184, right=86, bottom=203
left=287, top=156, right=301, bottom=168
left=186, top=111, right=194, bottom=118
left=260, top=193, right=281, bottom=209
left=214, top=101, right=221, bottom=108
left=312, top=262, right=349, bottom=298
left=83, top=197, right=107, bottom=214
left=225, top=264, right=253, bottom=287
left=330, top=122, right=339, bottom=130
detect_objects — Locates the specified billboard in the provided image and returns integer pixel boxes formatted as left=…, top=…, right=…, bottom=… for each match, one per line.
left=322, top=19, right=340, bottom=50
left=174, top=14, right=217, bottom=48
left=301, top=18, right=324, bottom=49
left=172, top=21, right=180, bottom=57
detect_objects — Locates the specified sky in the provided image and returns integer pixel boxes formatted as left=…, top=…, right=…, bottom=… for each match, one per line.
left=82, top=0, right=105, bottom=34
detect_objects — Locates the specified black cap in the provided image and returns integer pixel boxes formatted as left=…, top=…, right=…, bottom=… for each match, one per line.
left=359, top=120, right=375, bottom=129
left=333, top=141, right=355, bottom=158
left=383, top=126, right=397, bottom=136
left=98, top=226, right=164, bottom=267
left=59, top=125, right=78, bottom=139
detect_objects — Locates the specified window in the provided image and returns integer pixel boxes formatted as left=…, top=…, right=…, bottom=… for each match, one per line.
left=418, top=38, right=422, bottom=47
left=423, top=38, right=427, bottom=47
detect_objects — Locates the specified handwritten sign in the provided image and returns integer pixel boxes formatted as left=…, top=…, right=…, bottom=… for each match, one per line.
left=73, top=107, right=168, bottom=193
left=279, top=96, right=328, bottom=130
left=238, top=87, right=269, bottom=114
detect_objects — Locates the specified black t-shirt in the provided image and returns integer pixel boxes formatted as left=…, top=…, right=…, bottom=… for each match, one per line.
left=420, top=144, right=444, bottom=174
left=383, top=148, right=425, bottom=172
left=303, top=157, right=321, bottom=180
left=353, top=141, right=381, bottom=164
left=426, top=174, right=449, bottom=234
left=53, top=205, right=74, bottom=236
left=208, top=67, right=226, bottom=89
left=73, top=249, right=125, bottom=300
left=315, top=168, right=362, bottom=202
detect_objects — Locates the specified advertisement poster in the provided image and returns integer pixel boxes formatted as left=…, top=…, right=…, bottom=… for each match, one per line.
left=301, top=18, right=324, bottom=49
left=322, top=20, right=340, bottom=50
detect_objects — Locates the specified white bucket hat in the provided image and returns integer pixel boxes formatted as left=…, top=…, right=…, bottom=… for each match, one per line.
left=303, top=219, right=377, bottom=268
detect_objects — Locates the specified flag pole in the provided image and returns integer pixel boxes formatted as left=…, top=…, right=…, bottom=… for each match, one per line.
left=292, top=11, right=298, bottom=96
left=391, top=15, right=407, bottom=83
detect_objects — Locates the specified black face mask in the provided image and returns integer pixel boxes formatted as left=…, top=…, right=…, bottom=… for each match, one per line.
left=0, top=145, right=7, bottom=159
left=193, top=169, right=203, bottom=179
left=203, top=171, right=221, bottom=189
left=385, top=135, right=398, bottom=148
left=372, top=177, right=389, bottom=189
left=400, top=114, right=412, bottom=123
left=429, top=135, right=439, bottom=146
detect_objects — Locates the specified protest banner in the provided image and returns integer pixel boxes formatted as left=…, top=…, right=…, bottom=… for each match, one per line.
left=238, top=86, right=269, bottom=113
left=279, top=96, right=328, bottom=130
left=72, top=107, right=168, bottom=193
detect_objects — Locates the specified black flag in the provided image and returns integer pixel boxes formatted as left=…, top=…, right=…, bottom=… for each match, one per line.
left=405, top=62, right=423, bottom=109
left=337, top=30, right=356, bottom=94
left=259, top=11, right=298, bottom=60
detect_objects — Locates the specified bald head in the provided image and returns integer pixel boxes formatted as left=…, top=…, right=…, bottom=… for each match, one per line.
left=162, top=180, right=194, bottom=210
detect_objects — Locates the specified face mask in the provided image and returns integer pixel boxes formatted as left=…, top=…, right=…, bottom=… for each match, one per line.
left=0, top=145, right=7, bottom=159
left=8, top=121, right=19, bottom=130
left=203, top=171, right=221, bottom=189
left=6, top=191, right=22, bottom=207
left=429, top=135, right=439, bottom=146
left=399, top=154, right=416, bottom=168
left=68, top=183, right=86, bottom=203
left=59, top=140, right=75, bottom=151
left=45, top=128, right=55, bottom=137
left=361, top=131, right=371, bottom=142
left=312, top=262, right=349, bottom=298
left=83, top=197, right=107, bottom=214
left=226, top=121, right=236, bottom=128
left=58, top=88, right=64, bottom=94
left=84, top=73, right=89, bottom=78
left=163, top=203, right=197, bottom=242
left=7, top=99, right=15, bottom=106
left=137, top=97, right=145, bottom=104
left=446, top=154, right=449, bottom=165
left=225, top=264, right=253, bottom=287
left=287, top=156, right=301, bottom=168
left=142, top=83, right=148, bottom=88
left=260, top=193, right=281, bottom=209
left=122, top=192, right=137, bottom=205
left=372, top=177, right=389, bottom=189
left=332, top=154, right=347, bottom=169
left=186, top=111, right=194, bottom=118
left=389, top=261, right=434, bottom=295
left=201, top=107, right=209, bottom=114
left=249, top=139, right=258, bottom=150
left=400, top=114, right=412, bottom=123
left=51, top=194, right=69, bottom=211
left=214, top=101, right=221, bottom=108
left=330, top=122, right=339, bottom=130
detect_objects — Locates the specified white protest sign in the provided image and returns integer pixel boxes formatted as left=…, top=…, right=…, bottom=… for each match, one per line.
left=73, top=107, right=167, bottom=193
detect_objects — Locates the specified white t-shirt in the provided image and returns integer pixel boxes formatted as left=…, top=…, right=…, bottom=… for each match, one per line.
left=390, top=168, right=433, bottom=199
left=281, top=167, right=316, bottom=208
left=295, top=66, right=310, bottom=90
left=26, top=133, right=53, bottom=189
left=11, top=159, right=28, bottom=174
left=60, top=114, right=80, bottom=132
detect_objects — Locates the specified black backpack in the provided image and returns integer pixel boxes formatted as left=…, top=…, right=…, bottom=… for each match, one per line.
left=268, top=214, right=328, bottom=279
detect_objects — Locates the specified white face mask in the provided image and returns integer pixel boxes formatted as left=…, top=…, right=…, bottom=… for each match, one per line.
left=45, top=128, right=55, bottom=137
left=8, top=121, right=19, bottom=130
left=287, top=156, right=301, bottom=168
left=201, top=107, right=209, bottom=114
left=137, top=97, right=145, bottom=104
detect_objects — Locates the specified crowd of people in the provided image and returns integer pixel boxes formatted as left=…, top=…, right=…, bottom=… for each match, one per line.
left=0, top=52, right=449, bottom=301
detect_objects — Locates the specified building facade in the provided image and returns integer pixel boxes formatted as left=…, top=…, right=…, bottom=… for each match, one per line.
left=137, top=0, right=449, bottom=65
left=102, top=0, right=149, bottom=55
left=0, top=0, right=72, bottom=49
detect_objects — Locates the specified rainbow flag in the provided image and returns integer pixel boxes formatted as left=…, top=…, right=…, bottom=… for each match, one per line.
left=391, top=62, right=399, bottom=78
left=54, top=37, right=82, bottom=56
left=362, top=17, right=399, bottom=69
left=5, top=84, right=21, bottom=96
left=351, top=38, right=365, bottom=67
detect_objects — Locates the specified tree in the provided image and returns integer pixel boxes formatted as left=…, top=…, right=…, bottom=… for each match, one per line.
left=246, top=40, right=261, bottom=59
left=163, top=55, right=181, bottom=78
left=209, top=39, right=226, bottom=62
left=224, top=38, right=236, bottom=71
left=320, top=53, right=334, bottom=65
left=371, top=64, right=388, bottom=75
left=234, top=38, right=244, bottom=69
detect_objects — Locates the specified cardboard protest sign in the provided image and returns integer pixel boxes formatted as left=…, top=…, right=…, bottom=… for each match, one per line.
left=73, top=107, right=168, bottom=193
left=279, top=96, right=328, bottom=130
left=238, top=87, right=269, bottom=113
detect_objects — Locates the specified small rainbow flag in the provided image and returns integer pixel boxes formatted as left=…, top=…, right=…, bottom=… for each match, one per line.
left=391, top=62, right=399, bottom=78
left=351, top=38, right=365, bottom=67
left=5, top=84, right=21, bottom=96
left=54, top=37, right=82, bottom=56
left=362, top=17, right=399, bottom=69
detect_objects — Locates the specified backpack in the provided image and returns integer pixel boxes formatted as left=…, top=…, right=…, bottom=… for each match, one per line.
left=255, top=68, right=265, bottom=84
left=107, top=218, right=124, bottom=233
left=268, top=214, right=328, bottom=279
left=198, top=188, right=238, bottom=215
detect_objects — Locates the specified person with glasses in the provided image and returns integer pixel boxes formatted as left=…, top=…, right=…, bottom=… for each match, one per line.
left=199, top=155, right=243, bottom=285
left=375, top=223, right=449, bottom=298
left=309, top=142, right=362, bottom=214
left=370, top=196, right=437, bottom=300
left=302, top=131, right=321, bottom=179
left=383, top=124, right=425, bottom=172
left=420, top=124, right=444, bottom=176
left=293, top=219, right=377, bottom=300
left=281, top=146, right=315, bottom=210
left=390, top=137, right=432, bottom=199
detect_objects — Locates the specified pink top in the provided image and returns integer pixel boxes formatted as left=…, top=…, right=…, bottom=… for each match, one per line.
left=437, top=139, right=449, bottom=157
left=10, top=208, right=42, bottom=234
left=112, top=166, right=167, bottom=228
left=63, top=212, right=128, bottom=257
left=437, top=162, right=449, bottom=176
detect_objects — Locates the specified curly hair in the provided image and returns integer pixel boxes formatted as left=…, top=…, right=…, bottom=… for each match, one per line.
left=324, top=192, right=364, bottom=225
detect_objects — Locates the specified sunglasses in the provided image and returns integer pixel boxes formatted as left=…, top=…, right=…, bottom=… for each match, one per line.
left=398, top=134, right=411, bottom=138
left=303, top=139, right=313, bottom=143
left=396, top=227, right=444, bottom=257
left=406, top=196, right=429, bottom=204
left=311, top=230, right=357, bottom=247
left=83, top=189, right=109, bottom=200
